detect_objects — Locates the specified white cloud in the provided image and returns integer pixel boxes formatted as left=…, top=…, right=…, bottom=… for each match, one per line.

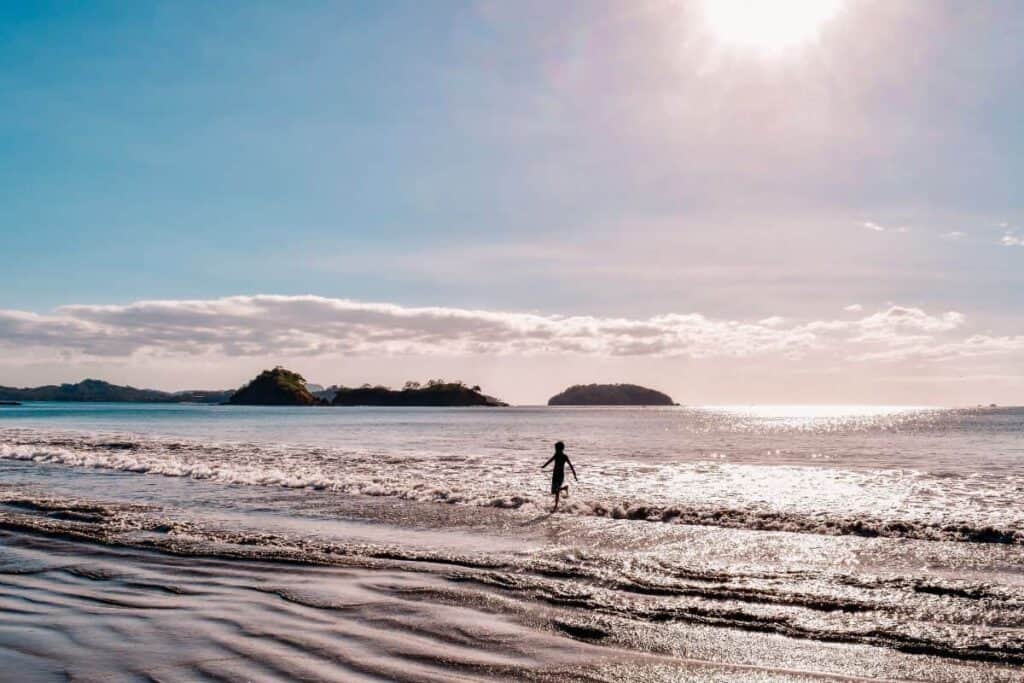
left=855, top=306, right=965, bottom=333
left=844, top=304, right=863, bottom=312
left=1001, top=231, right=1024, bottom=247
left=941, top=231, right=966, bottom=240
left=0, top=297, right=1014, bottom=370
left=861, top=221, right=909, bottom=233
left=0, top=296, right=816, bottom=361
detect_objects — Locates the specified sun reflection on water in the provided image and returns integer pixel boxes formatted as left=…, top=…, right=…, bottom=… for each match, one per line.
left=706, top=405, right=929, bottom=418
left=696, top=404, right=940, bottom=434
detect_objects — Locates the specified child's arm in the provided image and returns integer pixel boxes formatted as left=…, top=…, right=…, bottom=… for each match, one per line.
left=567, top=457, right=578, bottom=481
left=541, top=455, right=555, bottom=469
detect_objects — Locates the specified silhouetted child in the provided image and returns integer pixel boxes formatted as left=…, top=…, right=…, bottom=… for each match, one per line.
left=541, top=441, right=577, bottom=512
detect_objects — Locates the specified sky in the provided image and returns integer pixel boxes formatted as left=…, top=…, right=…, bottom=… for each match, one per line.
left=1, top=0, right=1022, bottom=405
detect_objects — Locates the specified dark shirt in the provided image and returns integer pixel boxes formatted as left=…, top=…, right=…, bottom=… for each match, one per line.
left=552, top=453, right=568, bottom=478
left=543, top=452, right=576, bottom=481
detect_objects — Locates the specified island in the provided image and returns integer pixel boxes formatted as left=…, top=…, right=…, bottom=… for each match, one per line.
left=332, top=380, right=507, bottom=407
left=0, top=369, right=508, bottom=408
left=0, top=379, right=230, bottom=404
left=547, top=383, right=676, bottom=406
left=228, top=367, right=325, bottom=406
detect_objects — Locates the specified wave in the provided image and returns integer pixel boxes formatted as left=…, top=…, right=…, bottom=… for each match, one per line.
left=570, top=502, right=1023, bottom=544
left=2, top=438, right=1022, bottom=546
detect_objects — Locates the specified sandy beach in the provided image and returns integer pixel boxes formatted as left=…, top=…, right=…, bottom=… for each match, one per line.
left=4, top=507, right=1021, bottom=683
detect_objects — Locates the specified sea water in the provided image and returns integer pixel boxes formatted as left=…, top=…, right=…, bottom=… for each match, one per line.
left=1, top=403, right=1022, bottom=680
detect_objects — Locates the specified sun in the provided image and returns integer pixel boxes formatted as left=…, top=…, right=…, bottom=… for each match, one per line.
left=702, top=0, right=843, bottom=53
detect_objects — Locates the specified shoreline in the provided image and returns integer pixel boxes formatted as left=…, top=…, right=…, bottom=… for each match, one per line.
left=3, top=519, right=1021, bottom=682
left=2, top=471, right=1023, bottom=681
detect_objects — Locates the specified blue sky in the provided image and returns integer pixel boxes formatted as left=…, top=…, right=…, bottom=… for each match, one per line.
left=1, top=1, right=1022, bottom=403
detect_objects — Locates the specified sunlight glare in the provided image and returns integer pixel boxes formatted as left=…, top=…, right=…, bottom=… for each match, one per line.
left=702, top=0, right=843, bottom=52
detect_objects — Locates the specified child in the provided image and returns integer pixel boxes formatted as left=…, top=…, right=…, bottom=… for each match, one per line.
left=541, top=441, right=578, bottom=512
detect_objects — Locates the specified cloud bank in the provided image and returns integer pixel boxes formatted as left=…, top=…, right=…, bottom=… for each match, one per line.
left=1, top=295, right=1021, bottom=365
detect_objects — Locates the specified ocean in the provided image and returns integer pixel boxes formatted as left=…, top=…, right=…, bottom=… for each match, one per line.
left=1, top=403, right=1022, bottom=681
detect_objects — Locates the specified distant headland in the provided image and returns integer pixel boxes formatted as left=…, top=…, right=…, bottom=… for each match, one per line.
left=548, top=383, right=676, bottom=406
left=0, top=379, right=230, bottom=404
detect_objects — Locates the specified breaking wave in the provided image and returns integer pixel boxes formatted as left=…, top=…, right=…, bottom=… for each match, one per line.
left=2, top=436, right=1022, bottom=546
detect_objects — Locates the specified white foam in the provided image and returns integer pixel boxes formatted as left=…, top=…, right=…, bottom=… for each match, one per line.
left=3, top=431, right=1023, bottom=543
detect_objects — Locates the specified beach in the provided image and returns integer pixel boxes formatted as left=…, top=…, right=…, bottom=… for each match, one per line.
left=1, top=403, right=1022, bottom=681
left=6, top=1, right=1024, bottom=678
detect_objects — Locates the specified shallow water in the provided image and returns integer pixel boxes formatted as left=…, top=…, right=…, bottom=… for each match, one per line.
left=1, top=403, right=1022, bottom=680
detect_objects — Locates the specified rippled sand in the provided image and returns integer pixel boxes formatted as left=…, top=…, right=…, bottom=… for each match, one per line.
left=2, top=487, right=1022, bottom=682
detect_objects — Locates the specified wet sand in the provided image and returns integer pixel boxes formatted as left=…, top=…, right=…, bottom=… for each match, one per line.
left=2, top=512, right=1021, bottom=682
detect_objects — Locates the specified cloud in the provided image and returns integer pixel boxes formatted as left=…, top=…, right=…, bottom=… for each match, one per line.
left=1, top=296, right=821, bottom=360
left=855, top=306, right=964, bottom=333
left=0, top=297, right=1014, bottom=369
left=843, top=304, right=863, bottom=312
left=941, top=231, right=966, bottom=240
left=861, top=221, right=909, bottom=233
left=1001, top=231, right=1023, bottom=247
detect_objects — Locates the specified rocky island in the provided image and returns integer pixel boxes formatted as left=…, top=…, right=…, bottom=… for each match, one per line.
left=332, top=380, right=507, bottom=407
left=548, top=383, right=676, bottom=406
left=228, top=367, right=325, bottom=406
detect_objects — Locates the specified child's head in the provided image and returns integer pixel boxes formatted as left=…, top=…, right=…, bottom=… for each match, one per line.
left=554, top=441, right=565, bottom=453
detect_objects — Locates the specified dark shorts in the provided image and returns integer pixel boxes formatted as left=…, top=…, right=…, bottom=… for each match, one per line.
left=551, top=471, right=564, bottom=494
